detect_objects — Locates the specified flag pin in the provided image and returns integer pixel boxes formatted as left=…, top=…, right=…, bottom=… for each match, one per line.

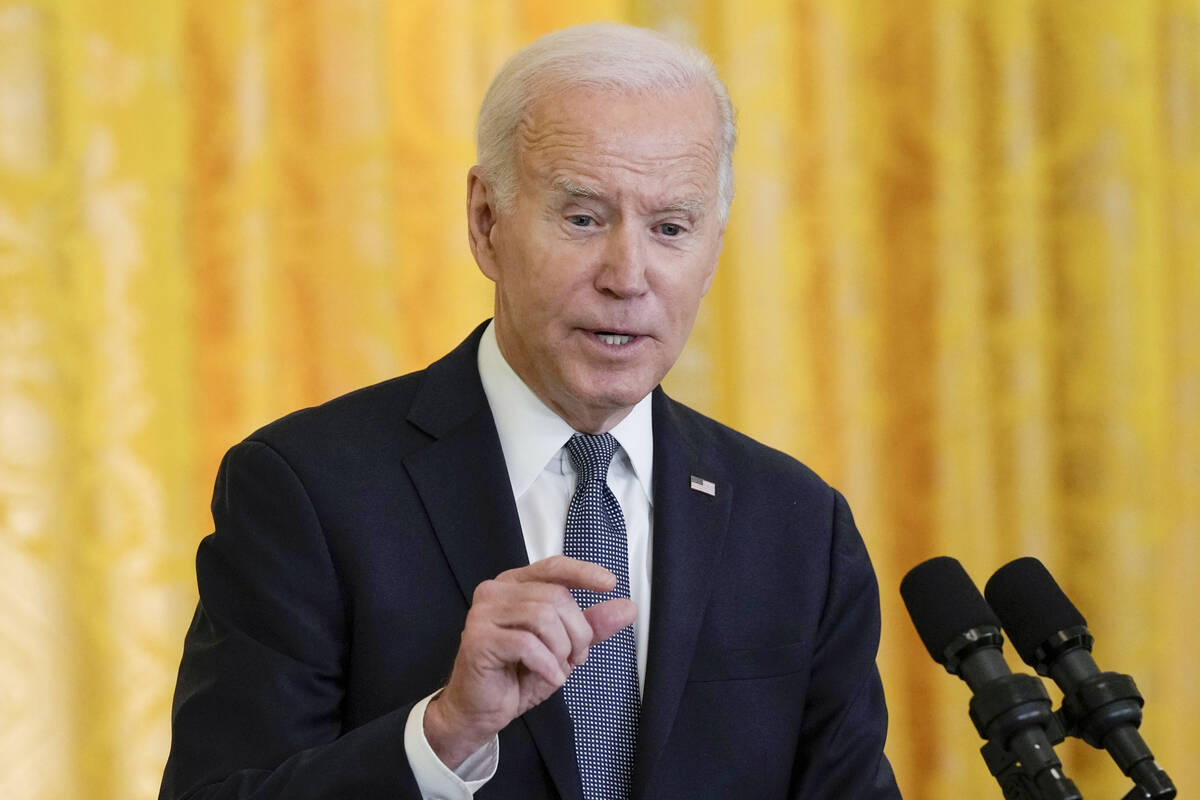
left=689, top=475, right=716, bottom=496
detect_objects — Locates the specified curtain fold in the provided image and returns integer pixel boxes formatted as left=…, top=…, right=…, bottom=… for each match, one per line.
left=1, top=2, right=1196, bottom=797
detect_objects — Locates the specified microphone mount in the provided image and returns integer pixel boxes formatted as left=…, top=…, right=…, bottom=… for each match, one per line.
left=984, top=558, right=1178, bottom=800
left=901, top=556, right=1083, bottom=800
left=944, top=628, right=1078, bottom=800
left=1041, top=626, right=1175, bottom=800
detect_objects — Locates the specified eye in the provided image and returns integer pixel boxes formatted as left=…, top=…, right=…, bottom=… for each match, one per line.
left=658, top=223, right=684, bottom=237
left=567, top=215, right=595, bottom=227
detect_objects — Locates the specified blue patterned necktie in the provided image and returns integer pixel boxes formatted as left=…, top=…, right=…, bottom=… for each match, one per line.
left=561, top=433, right=640, bottom=800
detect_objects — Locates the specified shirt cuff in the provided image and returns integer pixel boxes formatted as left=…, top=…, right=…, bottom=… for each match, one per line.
left=403, top=692, right=499, bottom=799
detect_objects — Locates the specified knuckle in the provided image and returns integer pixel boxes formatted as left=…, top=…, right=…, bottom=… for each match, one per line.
left=543, top=554, right=570, bottom=570
left=459, top=614, right=486, bottom=641
left=532, top=602, right=560, bottom=631
left=472, top=579, right=498, bottom=603
left=512, top=628, right=541, bottom=653
left=547, top=631, right=571, bottom=659
left=495, top=564, right=523, bottom=582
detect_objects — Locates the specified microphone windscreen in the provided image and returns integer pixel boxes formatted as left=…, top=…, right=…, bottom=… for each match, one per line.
left=984, top=557, right=1087, bottom=668
left=901, top=556, right=1001, bottom=664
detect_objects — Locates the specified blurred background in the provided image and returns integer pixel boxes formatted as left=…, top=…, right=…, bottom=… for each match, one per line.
left=1, top=1, right=1197, bottom=797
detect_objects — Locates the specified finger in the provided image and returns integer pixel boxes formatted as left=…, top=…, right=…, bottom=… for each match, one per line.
left=496, top=555, right=616, bottom=594
left=470, top=581, right=593, bottom=667
left=583, top=597, right=637, bottom=646
left=479, top=627, right=568, bottom=687
left=548, top=597, right=595, bottom=667
left=511, top=592, right=597, bottom=667
left=493, top=599, right=578, bottom=669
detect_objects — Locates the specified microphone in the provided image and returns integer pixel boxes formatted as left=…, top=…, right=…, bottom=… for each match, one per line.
left=985, top=557, right=1176, bottom=799
left=901, top=557, right=1081, bottom=800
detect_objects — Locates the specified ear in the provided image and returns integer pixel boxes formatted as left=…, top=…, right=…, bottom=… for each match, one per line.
left=467, top=166, right=501, bottom=281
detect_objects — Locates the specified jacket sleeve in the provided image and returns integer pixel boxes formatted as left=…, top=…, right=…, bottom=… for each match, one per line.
left=159, top=439, right=425, bottom=800
left=790, top=490, right=901, bottom=799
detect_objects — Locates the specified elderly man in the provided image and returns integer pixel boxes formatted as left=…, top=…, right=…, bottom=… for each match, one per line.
left=161, top=23, right=900, bottom=800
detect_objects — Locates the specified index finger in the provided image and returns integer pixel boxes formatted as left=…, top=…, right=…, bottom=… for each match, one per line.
left=496, top=555, right=617, bottom=594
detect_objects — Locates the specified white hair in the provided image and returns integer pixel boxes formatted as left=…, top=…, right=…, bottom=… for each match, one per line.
left=476, top=23, right=737, bottom=223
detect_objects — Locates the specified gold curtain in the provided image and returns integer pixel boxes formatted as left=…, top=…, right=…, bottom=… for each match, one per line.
left=1, top=1, right=1196, bottom=797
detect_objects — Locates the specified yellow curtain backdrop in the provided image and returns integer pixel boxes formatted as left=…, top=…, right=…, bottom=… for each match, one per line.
left=1, top=1, right=1196, bottom=798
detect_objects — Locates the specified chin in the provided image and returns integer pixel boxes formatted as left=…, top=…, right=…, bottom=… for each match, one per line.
left=558, top=364, right=663, bottom=418
left=579, top=382, right=656, bottom=414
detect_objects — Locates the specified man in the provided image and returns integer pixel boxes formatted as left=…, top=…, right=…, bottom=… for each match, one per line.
left=161, top=23, right=900, bottom=800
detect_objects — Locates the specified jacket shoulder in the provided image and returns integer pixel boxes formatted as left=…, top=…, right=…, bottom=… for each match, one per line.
left=246, top=371, right=429, bottom=456
left=241, top=322, right=490, bottom=462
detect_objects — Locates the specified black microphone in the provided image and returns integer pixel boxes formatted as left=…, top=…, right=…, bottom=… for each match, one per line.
left=901, top=557, right=1081, bottom=800
left=985, top=557, right=1176, bottom=799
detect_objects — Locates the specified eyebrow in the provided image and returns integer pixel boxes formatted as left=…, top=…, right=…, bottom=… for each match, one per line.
left=661, top=197, right=704, bottom=215
left=550, top=177, right=705, bottom=217
left=552, top=176, right=602, bottom=199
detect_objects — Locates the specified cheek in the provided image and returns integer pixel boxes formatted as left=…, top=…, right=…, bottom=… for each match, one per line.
left=524, top=256, right=591, bottom=309
left=659, top=270, right=709, bottom=319
left=503, top=270, right=574, bottom=334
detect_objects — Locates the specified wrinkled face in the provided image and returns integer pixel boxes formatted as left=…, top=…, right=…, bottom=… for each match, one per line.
left=468, top=85, right=725, bottom=433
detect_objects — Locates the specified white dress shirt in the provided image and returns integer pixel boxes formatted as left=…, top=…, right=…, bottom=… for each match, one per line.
left=404, top=322, right=655, bottom=799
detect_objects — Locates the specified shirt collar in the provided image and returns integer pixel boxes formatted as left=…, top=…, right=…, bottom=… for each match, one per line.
left=477, top=321, right=654, bottom=503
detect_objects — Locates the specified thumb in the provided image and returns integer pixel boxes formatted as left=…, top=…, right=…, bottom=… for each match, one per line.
left=583, top=597, right=637, bottom=645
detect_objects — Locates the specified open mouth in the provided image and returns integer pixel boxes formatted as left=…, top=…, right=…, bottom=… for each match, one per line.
left=595, top=331, right=636, bottom=346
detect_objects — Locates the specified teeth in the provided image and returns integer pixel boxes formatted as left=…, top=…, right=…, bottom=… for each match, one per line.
left=598, top=333, right=634, bottom=346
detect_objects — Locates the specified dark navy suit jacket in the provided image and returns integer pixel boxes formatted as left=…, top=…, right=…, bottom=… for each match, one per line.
left=161, top=323, right=900, bottom=799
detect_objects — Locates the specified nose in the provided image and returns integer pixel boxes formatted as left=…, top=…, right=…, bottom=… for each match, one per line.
left=595, top=223, right=650, bottom=298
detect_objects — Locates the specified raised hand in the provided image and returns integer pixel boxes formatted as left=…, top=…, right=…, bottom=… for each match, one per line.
left=422, top=555, right=637, bottom=769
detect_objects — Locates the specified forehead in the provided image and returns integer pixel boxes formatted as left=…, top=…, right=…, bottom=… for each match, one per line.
left=515, top=86, right=721, bottom=203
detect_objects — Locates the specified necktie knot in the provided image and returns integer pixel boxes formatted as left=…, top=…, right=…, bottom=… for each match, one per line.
left=566, top=433, right=619, bottom=487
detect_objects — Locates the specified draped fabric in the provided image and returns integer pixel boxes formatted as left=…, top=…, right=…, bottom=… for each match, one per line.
left=1, top=1, right=1196, bottom=798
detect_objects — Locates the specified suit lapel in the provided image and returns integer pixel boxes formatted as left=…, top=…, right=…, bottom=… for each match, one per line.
left=402, top=324, right=582, bottom=800
left=403, top=406, right=529, bottom=604
left=633, top=391, right=733, bottom=799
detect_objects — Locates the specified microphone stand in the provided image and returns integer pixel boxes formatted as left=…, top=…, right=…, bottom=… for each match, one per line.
left=940, top=629, right=1082, bottom=800
left=976, top=671, right=1177, bottom=800
left=899, top=558, right=1081, bottom=799
left=969, top=672, right=1080, bottom=800
left=1060, top=675, right=1176, bottom=800
left=1039, top=627, right=1176, bottom=800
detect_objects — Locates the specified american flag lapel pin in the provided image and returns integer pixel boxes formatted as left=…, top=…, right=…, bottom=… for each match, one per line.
left=689, top=475, right=716, bottom=496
